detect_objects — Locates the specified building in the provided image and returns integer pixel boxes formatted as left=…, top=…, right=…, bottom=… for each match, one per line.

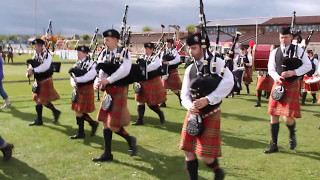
left=203, top=14, right=320, bottom=54
left=129, top=30, right=190, bottom=54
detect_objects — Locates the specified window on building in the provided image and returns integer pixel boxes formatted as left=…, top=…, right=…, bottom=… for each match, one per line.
left=302, top=25, right=307, bottom=32
left=265, top=26, right=270, bottom=32
left=272, top=26, right=278, bottom=32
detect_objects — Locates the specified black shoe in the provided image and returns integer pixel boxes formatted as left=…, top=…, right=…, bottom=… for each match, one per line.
left=132, top=120, right=144, bottom=125
left=29, top=119, right=43, bottom=126
left=254, top=102, right=261, bottom=107
left=318, top=126, right=320, bottom=130
left=264, top=142, right=278, bottom=154
left=70, top=134, right=85, bottom=139
left=1, top=143, right=14, bottom=161
left=236, top=91, right=240, bottom=95
left=129, top=136, right=137, bottom=156
left=53, top=110, right=61, bottom=124
left=312, top=99, right=316, bottom=104
left=160, top=102, right=166, bottom=107
left=90, top=121, right=99, bottom=136
left=159, top=111, right=165, bottom=124
left=289, top=136, right=297, bottom=150
left=92, top=153, right=113, bottom=162
left=214, top=168, right=225, bottom=180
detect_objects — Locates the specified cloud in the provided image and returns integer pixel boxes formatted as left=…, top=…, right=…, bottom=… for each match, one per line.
left=1, top=0, right=319, bottom=35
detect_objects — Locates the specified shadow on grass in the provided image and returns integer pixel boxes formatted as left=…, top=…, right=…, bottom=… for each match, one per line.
left=1, top=106, right=53, bottom=125
left=222, top=112, right=268, bottom=122
left=279, top=150, right=320, bottom=161
left=103, top=139, right=214, bottom=180
left=130, top=115, right=183, bottom=134
left=221, top=131, right=269, bottom=149
left=0, top=157, right=48, bottom=180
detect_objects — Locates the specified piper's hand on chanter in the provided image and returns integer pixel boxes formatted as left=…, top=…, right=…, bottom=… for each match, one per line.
left=97, top=77, right=109, bottom=90
left=189, top=105, right=200, bottom=115
left=193, top=97, right=209, bottom=110
left=26, top=68, right=33, bottom=78
left=281, top=70, right=296, bottom=78
left=276, top=76, right=284, bottom=84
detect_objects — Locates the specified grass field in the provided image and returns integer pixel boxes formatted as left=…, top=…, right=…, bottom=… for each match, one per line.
left=0, top=55, right=319, bottom=180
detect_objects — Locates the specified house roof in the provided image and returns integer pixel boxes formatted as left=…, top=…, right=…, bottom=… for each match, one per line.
left=227, top=32, right=320, bottom=46
left=206, top=15, right=320, bottom=27
left=263, top=15, right=320, bottom=25
left=206, top=17, right=271, bottom=27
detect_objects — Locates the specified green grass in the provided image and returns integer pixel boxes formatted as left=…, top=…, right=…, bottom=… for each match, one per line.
left=0, top=55, right=319, bottom=179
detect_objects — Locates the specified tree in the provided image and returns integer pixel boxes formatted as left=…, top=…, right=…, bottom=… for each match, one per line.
left=186, top=24, right=196, bottom=33
left=82, top=34, right=90, bottom=41
left=8, top=35, right=17, bottom=41
left=142, top=26, right=152, bottom=32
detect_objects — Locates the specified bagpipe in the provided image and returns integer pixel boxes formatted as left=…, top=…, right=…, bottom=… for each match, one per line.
left=282, top=11, right=314, bottom=81
left=26, top=58, right=61, bottom=83
left=186, top=0, right=227, bottom=136
left=97, top=6, right=164, bottom=87
left=26, top=57, right=61, bottom=93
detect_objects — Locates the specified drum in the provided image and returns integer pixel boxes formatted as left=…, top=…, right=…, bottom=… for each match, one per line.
left=252, top=45, right=274, bottom=71
left=305, top=77, right=320, bottom=93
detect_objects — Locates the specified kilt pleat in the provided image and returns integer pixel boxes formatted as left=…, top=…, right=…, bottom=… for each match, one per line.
left=135, top=77, right=166, bottom=105
left=96, top=86, right=130, bottom=128
left=268, top=80, right=301, bottom=118
left=179, top=109, right=222, bottom=157
left=162, top=69, right=182, bottom=91
left=256, top=75, right=274, bottom=91
left=33, top=78, right=60, bottom=105
left=243, top=67, right=253, bottom=84
left=71, top=84, right=95, bottom=113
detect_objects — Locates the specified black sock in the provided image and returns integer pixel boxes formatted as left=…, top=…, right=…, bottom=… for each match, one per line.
left=271, top=123, right=280, bottom=145
left=312, top=93, right=317, bottom=102
left=148, top=105, right=161, bottom=116
left=185, top=159, right=198, bottom=180
left=286, top=122, right=296, bottom=138
left=301, top=92, right=307, bottom=104
left=137, top=104, right=145, bottom=121
left=115, top=128, right=132, bottom=148
left=83, top=113, right=94, bottom=122
left=76, top=116, right=85, bottom=135
left=45, top=102, right=57, bottom=112
left=206, top=158, right=220, bottom=172
left=246, top=84, right=250, bottom=93
left=103, top=128, right=113, bottom=155
left=35, top=104, right=43, bottom=121
left=257, top=90, right=262, bottom=102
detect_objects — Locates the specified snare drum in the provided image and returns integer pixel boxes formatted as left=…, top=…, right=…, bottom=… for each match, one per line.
left=305, top=77, right=320, bottom=93
left=253, top=45, right=274, bottom=71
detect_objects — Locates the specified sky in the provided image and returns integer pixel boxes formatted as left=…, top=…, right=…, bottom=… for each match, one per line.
left=0, top=0, right=319, bottom=36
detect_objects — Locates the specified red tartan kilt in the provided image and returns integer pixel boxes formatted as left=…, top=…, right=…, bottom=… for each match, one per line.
left=179, top=109, right=222, bottom=157
left=71, top=84, right=95, bottom=113
left=162, top=69, right=182, bottom=91
left=96, top=86, right=130, bottom=128
left=268, top=80, right=301, bottom=118
left=243, top=67, right=253, bottom=83
left=7, top=52, right=13, bottom=58
left=256, top=75, right=274, bottom=91
left=33, top=78, right=60, bottom=105
left=135, top=77, right=167, bottom=105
